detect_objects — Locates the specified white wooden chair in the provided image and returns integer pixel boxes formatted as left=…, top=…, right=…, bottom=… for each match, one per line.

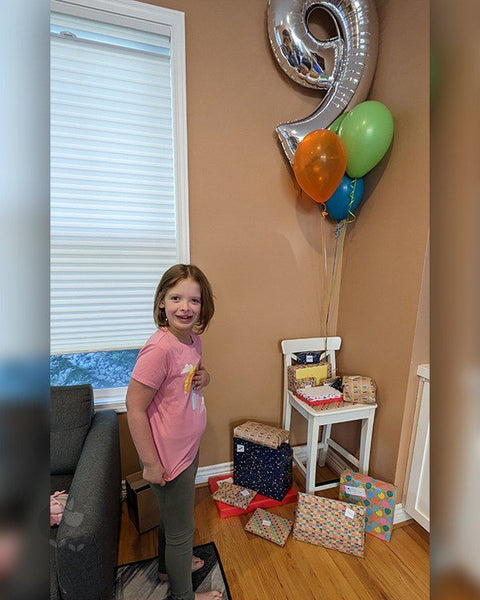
left=282, top=337, right=377, bottom=494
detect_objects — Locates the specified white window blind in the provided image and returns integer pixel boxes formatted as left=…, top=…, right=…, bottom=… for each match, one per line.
left=51, top=4, right=188, bottom=355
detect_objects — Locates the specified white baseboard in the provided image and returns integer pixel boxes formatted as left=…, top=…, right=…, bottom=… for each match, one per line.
left=194, top=444, right=412, bottom=526
left=195, top=460, right=232, bottom=485
left=393, top=504, right=412, bottom=525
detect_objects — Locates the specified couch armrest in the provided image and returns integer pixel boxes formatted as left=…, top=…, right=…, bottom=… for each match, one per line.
left=55, top=410, right=121, bottom=600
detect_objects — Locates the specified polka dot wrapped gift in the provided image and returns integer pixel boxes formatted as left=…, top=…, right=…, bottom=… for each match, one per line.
left=339, top=469, right=397, bottom=542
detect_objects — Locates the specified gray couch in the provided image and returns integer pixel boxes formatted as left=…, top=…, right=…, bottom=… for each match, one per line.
left=50, top=384, right=121, bottom=600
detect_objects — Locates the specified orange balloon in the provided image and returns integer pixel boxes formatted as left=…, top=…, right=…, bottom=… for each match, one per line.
left=293, top=129, right=347, bottom=203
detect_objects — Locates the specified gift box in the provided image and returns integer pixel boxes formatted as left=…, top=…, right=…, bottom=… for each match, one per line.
left=294, top=385, right=343, bottom=406
left=211, top=481, right=256, bottom=509
left=342, top=376, right=377, bottom=404
left=292, top=352, right=322, bottom=364
left=288, top=376, right=316, bottom=393
left=310, top=400, right=344, bottom=411
left=321, top=376, right=344, bottom=392
left=288, top=363, right=331, bottom=391
left=233, top=437, right=293, bottom=502
left=233, top=421, right=289, bottom=449
left=339, top=469, right=397, bottom=541
left=244, top=508, right=293, bottom=546
left=293, top=492, right=366, bottom=557
left=209, top=475, right=298, bottom=518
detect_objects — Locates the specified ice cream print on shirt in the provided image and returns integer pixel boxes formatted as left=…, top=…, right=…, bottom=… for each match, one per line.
left=181, top=363, right=205, bottom=411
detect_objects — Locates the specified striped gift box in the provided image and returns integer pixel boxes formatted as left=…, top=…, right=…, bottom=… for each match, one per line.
left=233, top=421, right=289, bottom=449
left=342, top=376, right=376, bottom=404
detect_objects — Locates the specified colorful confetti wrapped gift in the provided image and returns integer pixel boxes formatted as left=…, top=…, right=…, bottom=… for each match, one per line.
left=245, top=508, right=293, bottom=546
left=293, top=493, right=366, bottom=557
left=339, top=469, right=397, bottom=541
left=211, top=481, right=257, bottom=510
left=233, top=437, right=293, bottom=502
left=233, top=421, right=289, bottom=449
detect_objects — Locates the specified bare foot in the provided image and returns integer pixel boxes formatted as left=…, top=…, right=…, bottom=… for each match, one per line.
left=192, top=555, right=205, bottom=572
left=195, top=592, right=222, bottom=600
left=158, top=556, right=205, bottom=581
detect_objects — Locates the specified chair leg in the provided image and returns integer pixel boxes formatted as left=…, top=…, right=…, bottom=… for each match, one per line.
left=318, top=423, right=332, bottom=467
left=305, top=418, right=320, bottom=493
left=283, top=397, right=292, bottom=431
left=359, top=415, right=374, bottom=473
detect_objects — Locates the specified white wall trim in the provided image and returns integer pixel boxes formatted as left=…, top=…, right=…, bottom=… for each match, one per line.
left=195, top=461, right=233, bottom=485
left=193, top=445, right=412, bottom=525
left=393, top=504, right=412, bottom=525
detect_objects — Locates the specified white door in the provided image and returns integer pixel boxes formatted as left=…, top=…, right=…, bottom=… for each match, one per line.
left=405, top=365, right=430, bottom=531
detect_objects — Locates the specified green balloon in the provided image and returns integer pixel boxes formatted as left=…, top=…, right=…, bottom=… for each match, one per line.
left=328, top=112, right=348, bottom=134
left=338, top=100, right=394, bottom=178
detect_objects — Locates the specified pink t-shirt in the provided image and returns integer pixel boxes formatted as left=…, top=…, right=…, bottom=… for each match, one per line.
left=131, top=328, right=207, bottom=481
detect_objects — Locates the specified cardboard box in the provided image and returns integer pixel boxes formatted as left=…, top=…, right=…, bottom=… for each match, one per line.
left=125, top=471, right=160, bottom=534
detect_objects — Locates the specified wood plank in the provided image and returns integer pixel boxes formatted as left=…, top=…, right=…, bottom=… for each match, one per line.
left=118, top=483, right=430, bottom=599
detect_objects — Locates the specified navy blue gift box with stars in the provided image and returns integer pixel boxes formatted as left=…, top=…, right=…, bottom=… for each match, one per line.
left=233, top=437, right=293, bottom=502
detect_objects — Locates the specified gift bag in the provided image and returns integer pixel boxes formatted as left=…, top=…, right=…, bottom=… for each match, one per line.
left=211, top=481, right=257, bottom=510
left=233, top=421, right=289, bottom=449
left=244, top=508, right=293, bottom=546
left=293, top=492, right=366, bottom=557
left=342, top=376, right=377, bottom=404
left=339, top=469, right=397, bottom=541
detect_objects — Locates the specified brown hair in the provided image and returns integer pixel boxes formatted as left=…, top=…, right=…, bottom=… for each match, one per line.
left=153, top=264, right=215, bottom=334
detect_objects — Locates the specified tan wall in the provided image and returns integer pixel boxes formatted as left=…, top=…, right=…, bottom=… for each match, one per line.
left=120, top=0, right=429, bottom=482
left=334, top=0, right=429, bottom=483
left=395, top=242, right=429, bottom=499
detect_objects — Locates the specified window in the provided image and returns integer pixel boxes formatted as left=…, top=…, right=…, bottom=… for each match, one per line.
left=50, top=0, right=189, bottom=410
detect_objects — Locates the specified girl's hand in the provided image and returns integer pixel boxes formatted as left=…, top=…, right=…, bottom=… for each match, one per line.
left=192, top=365, right=210, bottom=390
left=143, top=462, right=167, bottom=486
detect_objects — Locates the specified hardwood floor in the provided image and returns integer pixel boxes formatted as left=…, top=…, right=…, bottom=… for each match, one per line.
left=117, top=478, right=430, bottom=600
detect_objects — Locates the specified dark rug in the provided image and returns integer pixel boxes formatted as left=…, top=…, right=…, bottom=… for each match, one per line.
left=114, top=542, right=232, bottom=600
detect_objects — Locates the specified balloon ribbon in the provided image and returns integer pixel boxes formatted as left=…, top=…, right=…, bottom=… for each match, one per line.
left=322, top=178, right=358, bottom=345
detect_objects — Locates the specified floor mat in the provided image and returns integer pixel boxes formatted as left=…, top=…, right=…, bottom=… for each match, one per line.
left=114, top=542, right=231, bottom=600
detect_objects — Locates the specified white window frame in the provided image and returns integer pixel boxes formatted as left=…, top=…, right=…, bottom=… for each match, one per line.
left=51, top=0, right=189, bottom=412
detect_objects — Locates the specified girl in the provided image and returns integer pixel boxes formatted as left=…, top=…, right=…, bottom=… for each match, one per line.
left=126, top=264, right=222, bottom=600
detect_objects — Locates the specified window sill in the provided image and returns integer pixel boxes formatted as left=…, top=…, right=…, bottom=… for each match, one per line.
left=94, top=387, right=127, bottom=413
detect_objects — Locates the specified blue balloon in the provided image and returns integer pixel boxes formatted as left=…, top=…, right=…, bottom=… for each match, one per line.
left=325, top=175, right=364, bottom=221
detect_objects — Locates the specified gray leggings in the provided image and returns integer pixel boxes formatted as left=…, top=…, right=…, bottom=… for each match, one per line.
left=150, top=453, right=199, bottom=600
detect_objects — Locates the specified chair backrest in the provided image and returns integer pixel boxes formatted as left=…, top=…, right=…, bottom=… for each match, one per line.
left=280, top=337, right=342, bottom=424
left=281, top=336, right=342, bottom=375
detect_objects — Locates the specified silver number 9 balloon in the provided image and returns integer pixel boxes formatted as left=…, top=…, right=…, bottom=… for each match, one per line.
left=267, top=0, right=378, bottom=164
